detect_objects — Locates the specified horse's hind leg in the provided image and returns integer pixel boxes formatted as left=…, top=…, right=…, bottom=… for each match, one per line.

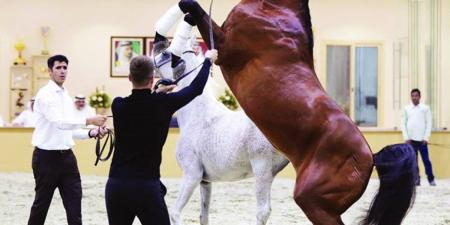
left=199, top=181, right=212, bottom=225
left=293, top=177, right=345, bottom=225
left=295, top=196, right=344, bottom=225
left=251, top=158, right=275, bottom=225
left=293, top=159, right=368, bottom=225
left=170, top=173, right=203, bottom=225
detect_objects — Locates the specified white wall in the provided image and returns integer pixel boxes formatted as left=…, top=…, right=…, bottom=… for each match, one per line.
left=441, top=0, right=450, bottom=129
left=0, top=0, right=448, bottom=128
left=0, top=0, right=237, bottom=121
left=310, top=0, right=410, bottom=128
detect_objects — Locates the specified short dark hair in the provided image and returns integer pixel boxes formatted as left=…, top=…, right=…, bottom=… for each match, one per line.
left=47, top=55, right=69, bottom=69
left=129, top=56, right=154, bottom=86
left=411, top=88, right=421, bottom=96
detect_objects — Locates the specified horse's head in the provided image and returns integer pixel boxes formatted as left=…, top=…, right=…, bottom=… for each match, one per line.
left=153, top=51, right=174, bottom=80
left=153, top=37, right=205, bottom=88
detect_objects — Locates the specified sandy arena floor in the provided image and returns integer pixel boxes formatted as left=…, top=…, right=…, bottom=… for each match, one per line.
left=0, top=173, right=449, bottom=225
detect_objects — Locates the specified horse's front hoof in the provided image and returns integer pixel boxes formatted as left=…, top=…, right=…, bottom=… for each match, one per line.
left=179, top=0, right=197, bottom=14
left=184, top=14, right=196, bottom=26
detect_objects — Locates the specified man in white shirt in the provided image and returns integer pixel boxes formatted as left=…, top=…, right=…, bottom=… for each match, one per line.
left=12, top=98, right=37, bottom=127
left=28, top=55, right=108, bottom=225
left=401, top=88, right=435, bottom=186
left=73, top=94, right=96, bottom=120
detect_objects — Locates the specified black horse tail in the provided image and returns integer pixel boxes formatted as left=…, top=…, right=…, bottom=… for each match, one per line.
left=361, top=144, right=417, bottom=225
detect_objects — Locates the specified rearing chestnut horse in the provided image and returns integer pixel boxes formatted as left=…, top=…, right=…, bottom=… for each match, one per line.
left=179, top=0, right=417, bottom=224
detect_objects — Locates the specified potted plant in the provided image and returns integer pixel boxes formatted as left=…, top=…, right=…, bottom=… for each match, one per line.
left=89, top=87, right=111, bottom=115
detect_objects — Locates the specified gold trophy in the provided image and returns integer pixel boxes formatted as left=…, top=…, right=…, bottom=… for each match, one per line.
left=14, top=41, right=26, bottom=65
left=41, top=26, right=50, bottom=55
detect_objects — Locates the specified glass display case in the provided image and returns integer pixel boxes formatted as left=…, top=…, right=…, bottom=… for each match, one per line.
left=9, top=55, right=50, bottom=120
left=32, top=55, right=50, bottom=95
left=10, top=65, right=32, bottom=120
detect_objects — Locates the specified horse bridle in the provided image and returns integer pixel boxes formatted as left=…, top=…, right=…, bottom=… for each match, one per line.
left=153, top=51, right=206, bottom=89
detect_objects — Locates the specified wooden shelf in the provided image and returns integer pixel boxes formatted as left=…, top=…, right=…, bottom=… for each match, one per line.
left=9, top=55, right=50, bottom=120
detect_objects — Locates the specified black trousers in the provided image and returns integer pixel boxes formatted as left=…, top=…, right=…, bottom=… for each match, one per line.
left=28, top=148, right=82, bottom=225
left=105, top=177, right=170, bottom=225
left=410, top=141, right=435, bottom=182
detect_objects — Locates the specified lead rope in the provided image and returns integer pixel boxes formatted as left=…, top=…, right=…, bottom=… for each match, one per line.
left=208, top=0, right=215, bottom=50
left=94, top=128, right=115, bottom=166
left=208, top=0, right=215, bottom=77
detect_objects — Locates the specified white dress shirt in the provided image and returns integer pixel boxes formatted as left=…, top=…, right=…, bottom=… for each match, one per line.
left=12, top=109, right=37, bottom=127
left=32, top=80, right=90, bottom=150
left=401, top=103, right=432, bottom=142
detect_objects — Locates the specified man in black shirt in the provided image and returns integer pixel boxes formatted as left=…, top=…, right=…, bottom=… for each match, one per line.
left=105, top=49, right=217, bottom=225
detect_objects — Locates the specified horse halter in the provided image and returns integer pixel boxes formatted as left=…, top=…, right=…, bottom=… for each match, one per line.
left=153, top=51, right=205, bottom=90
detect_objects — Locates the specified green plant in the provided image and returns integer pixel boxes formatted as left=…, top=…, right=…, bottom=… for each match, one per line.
left=89, top=87, right=111, bottom=108
left=218, top=89, right=239, bottom=110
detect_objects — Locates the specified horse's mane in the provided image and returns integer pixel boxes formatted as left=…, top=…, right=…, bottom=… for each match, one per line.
left=300, top=1, right=314, bottom=55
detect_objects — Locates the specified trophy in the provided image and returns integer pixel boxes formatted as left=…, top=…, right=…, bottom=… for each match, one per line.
left=14, top=41, right=26, bottom=65
left=41, top=26, right=50, bottom=55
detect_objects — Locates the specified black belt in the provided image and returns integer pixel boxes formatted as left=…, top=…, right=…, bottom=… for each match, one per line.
left=35, top=147, right=72, bottom=154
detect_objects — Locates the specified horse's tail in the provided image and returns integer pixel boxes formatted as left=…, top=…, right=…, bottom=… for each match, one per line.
left=361, top=144, right=417, bottom=225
